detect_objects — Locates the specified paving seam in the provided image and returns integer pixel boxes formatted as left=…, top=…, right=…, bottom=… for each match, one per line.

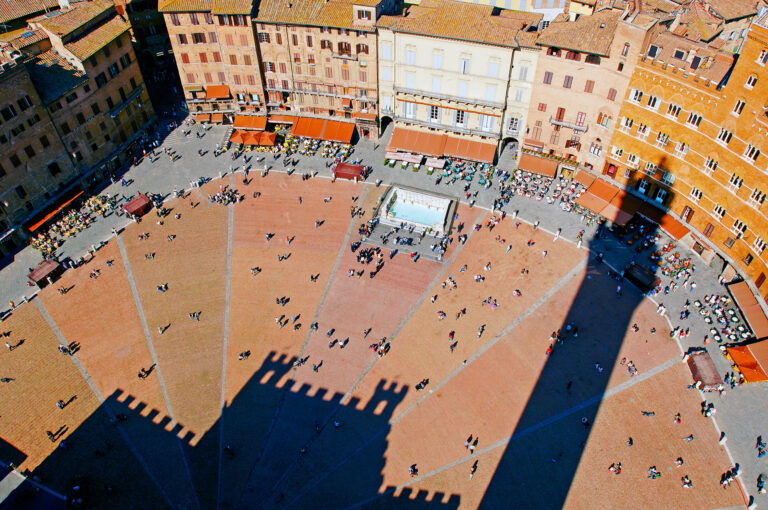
left=262, top=208, right=488, bottom=506
left=215, top=174, right=235, bottom=510
left=236, top=183, right=369, bottom=509
left=0, top=459, right=66, bottom=502
left=34, top=298, right=176, bottom=509
left=342, top=354, right=681, bottom=510
left=117, top=236, right=202, bottom=510
left=282, top=255, right=588, bottom=509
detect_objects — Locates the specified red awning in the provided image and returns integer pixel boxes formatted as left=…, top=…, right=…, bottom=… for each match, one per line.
left=728, top=281, right=768, bottom=340
left=206, top=85, right=230, bottom=100
left=443, top=136, right=496, bottom=163
left=123, top=193, right=152, bottom=217
left=387, top=127, right=447, bottom=157
left=517, top=153, right=558, bottom=178
left=352, top=112, right=377, bottom=120
left=27, top=190, right=85, bottom=233
left=230, top=130, right=246, bottom=143
left=195, top=113, right=211, bottom=122
left=341, top=98, right=352, bottom=108
left=292, top=117, right=326, bottom=139
left=211, top=113, right=224, bottom=123
left=322, top=120, right=355, bottom=143
left=686, top=350, right=722, bottom=389
left=334, top=162, right=363, bottom=180
left=28, top=259, right=62, bottom=285
left=233, top=115, right=267, bottom=130
left=269, top=114, right=297, bottom=124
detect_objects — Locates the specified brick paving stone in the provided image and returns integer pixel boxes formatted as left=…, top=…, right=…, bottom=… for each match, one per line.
left=36, top=240, right=198, bottom=509
left=0, top=303, right=167, bottom=507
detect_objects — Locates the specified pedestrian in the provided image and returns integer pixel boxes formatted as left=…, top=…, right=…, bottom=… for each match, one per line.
left=465, top=435, right=472, bottom=449
left=542, top=250, right=547, bottom=259
left=470, top=460, right=478, bottom=480
left=409, top=464, right=418, bottom=477
left=470, top=438, right=478, bottom=453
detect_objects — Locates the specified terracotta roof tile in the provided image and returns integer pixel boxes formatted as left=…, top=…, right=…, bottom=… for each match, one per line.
left=211, top=0, right=255, bottom=14
left=5, top=29, right=50, bottom=51
left=647, top=31, right=733, bottom=84
left=66, top=15, right=130, bottom=60
left=256, top=0, right=378, bottom=30
left=33, top=0, right=114, bottom=38
left=536, top=9, right=621, bottom=56
left=25, top=49, right=88, bottom=104
left=0, top=0, right=59, bottom=24
left=377, top=0, right=539, bottom=48
left=705, top=0, right=758, bottom=22
left=158, top=0, right=211, bottom=12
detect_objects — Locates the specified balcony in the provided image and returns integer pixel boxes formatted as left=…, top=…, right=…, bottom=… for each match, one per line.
left=331, top=52, right=357, bottom=61
left=393, top=114, right=500, bottom=139
left=549, top=116, right=588, bottom=133
left=394, top=86, right=505, bottom=110
left=109, top=86, right=144, bottom=119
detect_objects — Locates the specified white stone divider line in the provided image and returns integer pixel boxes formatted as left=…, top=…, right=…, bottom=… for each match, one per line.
left=261, top=207, right=487, bottom=506
left=33, top=298, right=175, bottom=509
left=116, top=235, right=202, bottom=510
left=236, top=182, right=370, bottom=509
left=342, top=354, right=681, bottom=510
left=282, top=256, right=589, bottom=509
left=215, top=173, right=236, bottom=510
left=0, top=459, right=66, bottom=502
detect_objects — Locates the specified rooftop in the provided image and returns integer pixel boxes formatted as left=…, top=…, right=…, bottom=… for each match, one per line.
left=256, top=0, right=381, bottom=30
left=645, top=30, right=734, bottom=84
left=703, top=0, right=759, bottom=22
left=378, top=0, right=541, bottom=49
left=0, top=0, right=60, bottom=25
left=158, top=0, right=256, bottom=14
left=65, top=15, right=130, bottom=60
left=671, top=0, right=724, bottom=42
left=1, top=29, right=50, bottom=52
left=536, top=9, right=622, bottom=57
left=31, top=0, right=113, bottom=39
left=25, top=48, right=88, bottom=104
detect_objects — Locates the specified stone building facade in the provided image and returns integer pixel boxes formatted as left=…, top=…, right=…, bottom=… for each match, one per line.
left=524, top=8, right=658, bottom=174
left=161, top=0, right=264, bottom=121
left=254, top=0, right=388, bottom=138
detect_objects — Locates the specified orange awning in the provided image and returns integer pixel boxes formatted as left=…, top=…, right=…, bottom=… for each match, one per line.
left=195, top=113, right=211, bottom=122
left=322, top=120, right=355, bottom=143
left=233, top=115, right=267, bottom=130
left=269, top=114, right=297, bottom=124
left=573, top=170, right=596, bottom=187
left=352, top=112, right=377, bottom=120
left=524, top=138, right=545, bottom=148
left=291, top=117, right=326, bottom=139
left=588, top=179, right=620, bottom=203
left=517, top=153, right=558, bottom=178
left=575, top=192, right=610, bottom=215
left=211, top=113, right=224, bottom=123
left=206, top=85, right=230, bottom=100
left=728, top=281, right=768, bottom=340
left=342, top=98, right=352, bottom=108
left=443, top=136, right=496, bottom=163
left=258, top=132, right=277, bottom=146
left=387, top=127, right=447, bottom=157
left=230, top=130, right=245, bottom=144
left=726, top=344, right=768, bottom=383
left=242, top=131, right=261, bottom=145
left=28, top=191, right=85, bottom=232
left=659, top=214, right=689, bottom=240
left=599, top=190, right=642, bottom=226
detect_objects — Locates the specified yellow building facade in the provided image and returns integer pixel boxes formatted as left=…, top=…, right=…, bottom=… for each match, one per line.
left=605, top=17, right=768, bottom=297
